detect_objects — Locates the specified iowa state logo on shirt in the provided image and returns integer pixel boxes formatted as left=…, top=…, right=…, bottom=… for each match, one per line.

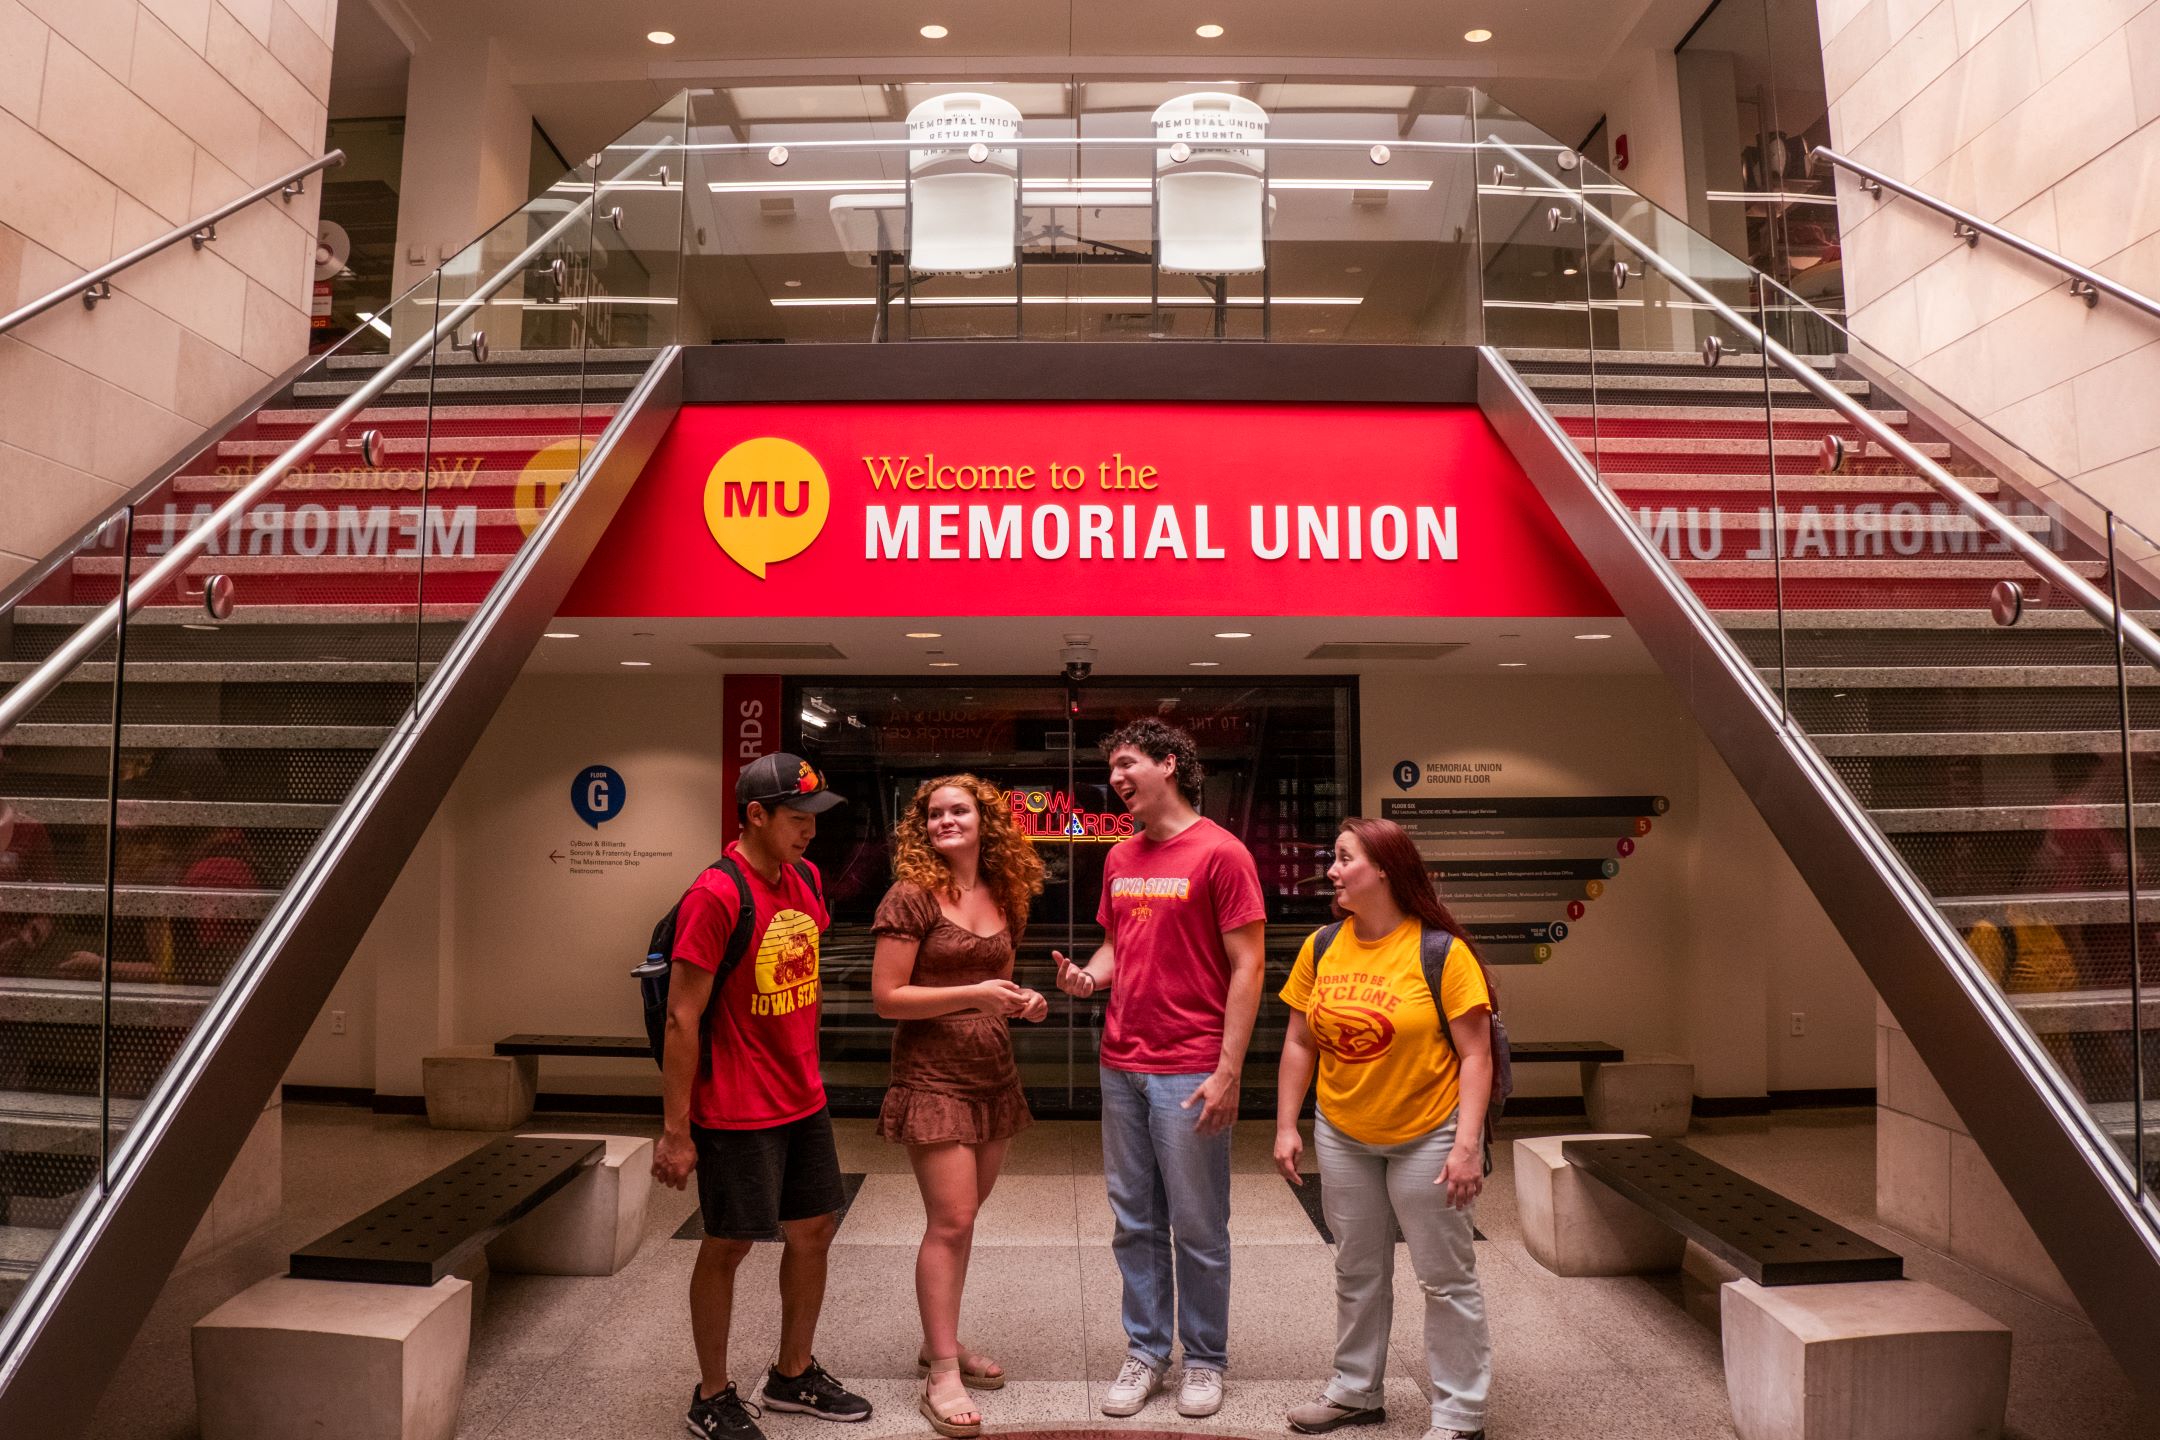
left=752, top=910, right=820, bottom=1016
left=1310, top=1002, right=1397, bottom=1064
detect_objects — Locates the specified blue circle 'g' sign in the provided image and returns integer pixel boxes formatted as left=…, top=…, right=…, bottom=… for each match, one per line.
left=573, top=765, right=626, bottom=829
left=1392, top=760, right=1420, bottom=791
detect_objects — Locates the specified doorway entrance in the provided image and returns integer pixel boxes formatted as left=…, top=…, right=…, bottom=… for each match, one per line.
left=788, top=676, right=1356, bottom=1114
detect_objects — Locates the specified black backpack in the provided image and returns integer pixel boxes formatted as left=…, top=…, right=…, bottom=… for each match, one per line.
left=1311, top=920, right=1515, bottom=1172
left=631, top=855, right=822, bottom=1070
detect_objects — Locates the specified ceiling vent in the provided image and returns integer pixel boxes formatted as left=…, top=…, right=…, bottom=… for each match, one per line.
left=1304, top=641, right=1467, bottom=661
left=693, top=641, right=848, bottom=660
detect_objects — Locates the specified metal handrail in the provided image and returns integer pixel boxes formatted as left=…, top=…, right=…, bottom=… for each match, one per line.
left=1489, top=135, right=2160, bottom=675
left=0, top=151, right=346, bottom=337
left=0, top=136, right=673, bottom=740
left=1815, top=146, right=2160, bottom=323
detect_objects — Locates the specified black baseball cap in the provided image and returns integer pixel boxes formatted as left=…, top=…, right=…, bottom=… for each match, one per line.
left=737, top=752, right=846, bottom=813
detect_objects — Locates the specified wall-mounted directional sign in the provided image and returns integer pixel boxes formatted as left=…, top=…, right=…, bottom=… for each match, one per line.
left=1381, top=794, right=1671, bottom=964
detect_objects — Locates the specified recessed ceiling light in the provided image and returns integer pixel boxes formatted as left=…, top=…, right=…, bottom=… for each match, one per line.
left=1214, top=631, right=1252, bottom=639
left=1464, top=28, right=1493, bottom=43
left=906, top=631, right=942, bottom=638
left=1563, top=266, right=1579, bottom=275
left=544, top=631, right=579, bottom=639
left=1196, top=23, right=1224, bottom=38
left=1574, top=632, right=1613, bottom=641
left=920, top=23, right=948, bottom=38
left=621, top=660, right=653, bottom=667
left=1498, top=661, right=1527, bottom=668
left=929, top=660, right=960, bottom=667
left=1190, top=660, right=1222, bottom=667
left=784, top=279, right=802, bottom=287
left=646, top=30, right=675, bottom=44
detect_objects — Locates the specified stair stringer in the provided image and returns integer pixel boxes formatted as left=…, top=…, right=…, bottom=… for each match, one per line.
left=1477, top=346, right=2160, bottom=1400
left=0, top=351, right=685, bottom=1440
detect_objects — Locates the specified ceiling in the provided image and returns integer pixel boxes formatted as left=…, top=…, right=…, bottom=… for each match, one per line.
left=360, top=0, right=1713, bottom=162
left=517, top=615, right=1658, bottom=679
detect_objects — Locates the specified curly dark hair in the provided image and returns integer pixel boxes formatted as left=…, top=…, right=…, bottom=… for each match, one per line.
left=1098, top=717, right=1203, bottom=808
left=890, top=774, right=1045, bottom=936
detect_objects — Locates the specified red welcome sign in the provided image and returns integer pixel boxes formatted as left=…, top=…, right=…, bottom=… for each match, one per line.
left=562, top=402, right=1615, bottom=617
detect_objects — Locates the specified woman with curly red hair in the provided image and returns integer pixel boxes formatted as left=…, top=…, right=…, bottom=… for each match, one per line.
left=870, top=774, right=1048, bottom=1437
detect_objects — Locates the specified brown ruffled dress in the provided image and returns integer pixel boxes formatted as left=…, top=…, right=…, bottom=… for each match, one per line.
left=872, top=881, right=1034, bottom=1145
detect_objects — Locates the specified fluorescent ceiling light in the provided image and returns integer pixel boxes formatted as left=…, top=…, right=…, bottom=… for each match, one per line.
left=906, top=631, right=943, bottom=638
left=646, top=30, right=675, bottom=44
left=1196, top=23, right=1224, bottom=38
left=920, top=24, right=948, bottom=38
left=771, top=294, right=1363, bottom=307
left=1214, top=631, right=1252, bottom=639
left=1464, top=28, right=1493, bottom=43
left=1497, top=661, right=1527, bottom=667
left=544, top=631, right=580, bottom=639
left=929, top=660, right=960, bottom=667
left=1189, top=660, right=1221, bottom=666
left=621, top=660, right=653, bottom=667
left=799, top=709, right=830, bottom=728
left=1574, top=633, right=1612, bottom=641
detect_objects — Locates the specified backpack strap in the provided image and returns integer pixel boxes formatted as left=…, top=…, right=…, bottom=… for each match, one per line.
left=789, top=858, right=824, bottom=905
left=1311, top=919, right=1346, bottom=963
left=1422, top=929, right=1461, bottom=1060
left=711, top=857, right=760, bottom=989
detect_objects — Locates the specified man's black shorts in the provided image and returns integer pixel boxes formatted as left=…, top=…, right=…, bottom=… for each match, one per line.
left=692, top=1106, right=845, bottom=1240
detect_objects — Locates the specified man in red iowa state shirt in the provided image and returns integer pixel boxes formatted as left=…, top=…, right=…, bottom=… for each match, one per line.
left=652, top=753, right=872, bottom=1440
left=1055, top=718, right=1267, bottom=1422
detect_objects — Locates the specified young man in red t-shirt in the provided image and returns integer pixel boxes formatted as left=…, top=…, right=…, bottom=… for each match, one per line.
left=1054, top=718, right=1266, bottom=1420
left=652, top=752, right=872, bottom=1440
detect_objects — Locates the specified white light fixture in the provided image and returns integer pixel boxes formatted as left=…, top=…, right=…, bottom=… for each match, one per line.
left=1213, top=631, right=1252, bottom=639
left=1464, top=28, right=1493, bottom=43
left=906, top=630, right=943, bottom=638
left=1196, top=23, right=1224, bottom=38
left=1497, top=661, right=1527, bottom=668
left=1574, top=632, right=1613, bottom=641
left=1189, top=660, right=1221, bottom=667
left=1563, top=266, right=1579, bottom=275
left=784, top=279, right=802, bottom=287
left=929, top=660, right=960, bottom=667
left=544, top=631, right=580, bottom=639
left=800, top=708, right=830, bottom=728
left=621, top=660, right=653, bottom=667
left=646, top=30, right=675, bottom=44
left=920, top=23, right=948, bottom=38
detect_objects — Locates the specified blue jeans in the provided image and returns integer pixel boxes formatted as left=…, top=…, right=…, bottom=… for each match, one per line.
left=1099, top=1065, right=1232, bottom=1371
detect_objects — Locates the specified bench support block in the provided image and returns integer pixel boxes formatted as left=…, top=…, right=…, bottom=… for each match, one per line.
left=1514, top=1133, right=1686, bottom=1276
left=422, top=1046, right=536, bottom=1130
left=1582, top=1054, right=1695, bottom=1138
left=1721, top=1278, right=2010, bottom=1440
left=192, top=1276, right=471, bottom=1440
left=488, top=1133, right=655, bottom=1275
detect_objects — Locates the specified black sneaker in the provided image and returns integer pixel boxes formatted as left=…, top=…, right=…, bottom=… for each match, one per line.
left=761, top=1356, right=873, bottom=1422
left=687, top=1382, right=765, bottom=1440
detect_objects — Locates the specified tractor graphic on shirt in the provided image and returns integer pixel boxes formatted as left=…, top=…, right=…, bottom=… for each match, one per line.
left=755, top=909, right=822, bottom=993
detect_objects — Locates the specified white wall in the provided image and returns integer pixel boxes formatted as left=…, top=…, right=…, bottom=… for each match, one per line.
left=0, top=0, right=335, bottom=584
left=1822, top=0, right=2160, bottom=534
left=1360, top=671, right=1878, bottom=1102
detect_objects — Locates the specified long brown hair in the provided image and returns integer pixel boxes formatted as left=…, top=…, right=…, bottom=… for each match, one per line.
left=892, top=774, right=1045, bottom=936
left=1334, top=815, right=1498, bottom=1010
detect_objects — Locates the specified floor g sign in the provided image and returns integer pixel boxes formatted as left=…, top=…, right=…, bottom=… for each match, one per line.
left=703, top=436, right=830, bottom=578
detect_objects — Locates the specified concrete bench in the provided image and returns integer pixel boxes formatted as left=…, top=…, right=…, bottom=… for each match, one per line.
left=192, top=1136, right=646, bottom=1440
left=1581, top=1052, right=1694, bottom=1137
left=421, top=1044, right=536, bottom=1130
left=1517, top=1136, right=2010, bottom=1440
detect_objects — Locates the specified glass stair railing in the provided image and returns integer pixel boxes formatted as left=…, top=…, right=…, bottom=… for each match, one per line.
left=1470, top=97, right=2159, bottom=1391
left=0, top=95, right=689, bottom=1431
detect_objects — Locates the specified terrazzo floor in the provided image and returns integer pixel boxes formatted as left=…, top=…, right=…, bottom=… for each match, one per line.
left=87, top=1104, right=2155, bottom=1439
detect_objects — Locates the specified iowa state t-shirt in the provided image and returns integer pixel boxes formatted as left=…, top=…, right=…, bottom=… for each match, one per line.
left=1096, top=817, right=1267, bottom=1073
left=672, top=843, right=829, bottom=1130
left=1279, top=918, right=1492, bottom=1145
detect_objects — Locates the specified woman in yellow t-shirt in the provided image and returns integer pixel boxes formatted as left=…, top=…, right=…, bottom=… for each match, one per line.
left=1273, top=816, right=1495, bottom=1440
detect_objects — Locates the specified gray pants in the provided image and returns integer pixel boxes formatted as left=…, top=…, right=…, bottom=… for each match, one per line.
left=1316, top=1113, right=1491, bottom=1432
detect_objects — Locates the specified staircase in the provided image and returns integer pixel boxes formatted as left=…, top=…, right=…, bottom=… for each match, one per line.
left=1507, top=347, right=2158, bottom=1186
left=0, top=347, right=655, bottom=1314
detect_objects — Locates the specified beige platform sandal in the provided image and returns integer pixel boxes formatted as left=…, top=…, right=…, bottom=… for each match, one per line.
left=919, top=1358, right=983, bottom=1438
left=914, top=1347, right=1006, bottom=1390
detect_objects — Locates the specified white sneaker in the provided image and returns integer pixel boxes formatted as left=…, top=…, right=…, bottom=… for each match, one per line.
left=1101, top=1356, right=1166, bottom=1417
left=1177, top=1366, right=1224, bottom=1418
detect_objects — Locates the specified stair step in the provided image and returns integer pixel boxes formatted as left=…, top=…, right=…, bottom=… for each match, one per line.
left=216, top=433, right=580, bottom=458
left=0, top=723, right=392, bottom=749
left=1554, top=404, right=1911, bottom=427
left=1, top=796, right=337, bottom=828
left=0, top=882, right=279, bottom=920
left=1809, top=731, right=2160, bottom=757
left=319, top=347, right=660, bottom=372
left=0, top=1090, right=133, bottom=1153
left=1611, top=472, right=2000, bottom=495
left=0, top=976, right=215, bottom=1027
left=0, top=659, right=421, bottom=684
left=1938, top=893, right=2160, bottom=928
left=252, top=402, right=603, bottom=430
left=1501, top=347, right=1839, bottom=370
left=1675, top=559, right=2107, bottom=579
left=293, top=373, right=625, bottom=401
left=1714, top=610, right=2141, bottom=629
left=1868, top=802, right=2160, bottom=833
left=1585, top=435, right=1954, bottom=459
left=1524, top=372, right=1870, bottom=397
left=12, top=604, right=473, bottom=626
left=1645, top=509, right=2046, bottom=536
left=1764, top=665, right=2160, bottom=689
left=2004, top=986, right=2160, bottom=1036
left=68, top=554, right=506, bottom=576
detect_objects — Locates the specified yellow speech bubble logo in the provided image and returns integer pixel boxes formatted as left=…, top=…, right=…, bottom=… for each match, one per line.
left=703, top=437, right=830, bottom=579
left=513, top=438, right=585, bottom=536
